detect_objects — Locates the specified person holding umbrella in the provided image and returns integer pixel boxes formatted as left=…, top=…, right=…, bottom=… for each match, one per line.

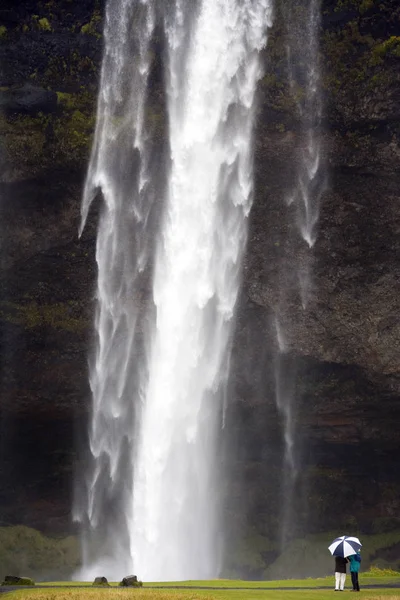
left=348, top=550, right=361, bottom=591
left=328, top=536, right=362, bottom=592
left=334, top=555, right=347, bottom=591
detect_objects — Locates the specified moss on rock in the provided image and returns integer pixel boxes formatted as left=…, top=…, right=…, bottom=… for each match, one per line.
left=0, top=301, right=87, bottom=332
left=38, top=18, right=52, bottom=32
left=0, top=94, right=95, bottom=177
left=80, top=10, right=102, bottom=38
left=119, top=576, right=143, bottom=587
left=2, top=576, right=35, bottom=585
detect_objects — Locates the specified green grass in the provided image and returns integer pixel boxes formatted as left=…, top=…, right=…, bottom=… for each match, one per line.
left=5, top=588, right=400, bottom=600
left=34, top=574, right=400, bottom=589
left=146, top=574, right=400, bottom=588
left=40, top=582, right=93, bottom=586
left=6, top=576, right=400, bottom=600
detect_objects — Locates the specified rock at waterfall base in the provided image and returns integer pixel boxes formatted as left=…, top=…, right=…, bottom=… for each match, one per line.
left=92, top=576, right=109, bottom=586
left=2, top=575, right=35, bottom=586
left=119, top=575, right=143, bottom=587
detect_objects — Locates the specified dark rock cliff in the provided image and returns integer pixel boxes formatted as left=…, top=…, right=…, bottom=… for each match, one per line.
left=226, top=0, right=400, bottom=575
left=0, top=0, right=399, bottom=577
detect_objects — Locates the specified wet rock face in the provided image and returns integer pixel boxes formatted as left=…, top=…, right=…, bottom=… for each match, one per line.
left=226, top=0, right=400, bottom=552
left=0, top=85, right=58, bottom=115
left=245, top=0, right=400, bottom=382
left=247, top=166, right=400, bottom=378
left=0, top=0, right=399, bottom=549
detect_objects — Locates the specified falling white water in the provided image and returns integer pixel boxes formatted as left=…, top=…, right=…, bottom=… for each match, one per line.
left=132, top=0, right=273, bottom=581
left=274, top=317, right=295, bottom=473
left=274, top=313, right=299, bottom=548
left=76, top=0, right=273, bottom=582
left=74, top=0, right=156, bottom=579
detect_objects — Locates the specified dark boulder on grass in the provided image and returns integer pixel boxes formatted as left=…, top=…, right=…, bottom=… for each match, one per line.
left=2, top=575, right=35, bottom=586
left=92, top=576, right=109, bottom=586
left=119, top=575, right=143, bottom=587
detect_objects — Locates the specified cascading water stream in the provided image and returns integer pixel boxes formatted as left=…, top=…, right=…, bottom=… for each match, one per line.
left=76, top=0, right=272, bottom=581
left=73, top=0, right=157, bottom=577
left=275, top=0, right=325, bottom=546
left=274, top=318, right=299, bottom=547
left=286, top=0, right=324, bottom=307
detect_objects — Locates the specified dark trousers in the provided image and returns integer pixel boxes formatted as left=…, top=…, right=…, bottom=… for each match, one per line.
left=351, top=571, right=360, bottom=591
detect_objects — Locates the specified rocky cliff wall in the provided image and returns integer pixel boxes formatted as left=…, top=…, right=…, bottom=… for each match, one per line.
left=225, top=0, right=400, bottom=575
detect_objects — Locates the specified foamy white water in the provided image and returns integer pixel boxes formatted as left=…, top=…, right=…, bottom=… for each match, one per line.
left=74, top=0, right=156, bottom=578
left=131, top=0, right=273, bottom=581
left=76, top=0, right=272, bottom=581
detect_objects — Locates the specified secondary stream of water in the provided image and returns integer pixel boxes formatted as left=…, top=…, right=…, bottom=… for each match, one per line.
left=274, top=0, right=325, bottom=547
left=286, top=0, right=324, bottom=307
left=76, top=0, right=272, bottom=581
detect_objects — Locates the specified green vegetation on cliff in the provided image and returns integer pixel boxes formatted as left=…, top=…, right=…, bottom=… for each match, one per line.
left=0, top=301, right=87, bottom=333
left=321, top=1, right=400, bottom=127
left=80, top=10, right=102, bottom=38
left=0, top=0, right=100, bottom=178
left=0, top=526, right=80, bottom=582
left=322, top=21, right=396, bottom=96
left=0, top=95, right=95, bottom=178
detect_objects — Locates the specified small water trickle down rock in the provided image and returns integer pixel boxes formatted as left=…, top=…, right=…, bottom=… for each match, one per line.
left=272, top=0, right=326, bottom=548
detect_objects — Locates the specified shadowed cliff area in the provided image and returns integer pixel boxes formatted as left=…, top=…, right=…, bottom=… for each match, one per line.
left=0, top=0, right=399, bottom=579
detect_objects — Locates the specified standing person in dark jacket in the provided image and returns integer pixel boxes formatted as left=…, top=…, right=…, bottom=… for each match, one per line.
left=348, top=551, right=361, bottom=591
left=334, top=555, right=348, bottom=591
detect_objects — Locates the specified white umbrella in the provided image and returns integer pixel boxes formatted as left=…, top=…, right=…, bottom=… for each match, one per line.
left=328, top=535, right=362, bottom=558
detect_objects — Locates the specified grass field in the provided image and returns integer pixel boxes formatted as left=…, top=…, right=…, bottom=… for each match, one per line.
left=4, top=575, right=400, bottom=600
left=147, top=575, right=400, bottom=588
left=37, top=574, right=400, bottom=588
left=4, top=589, right=400, bottom=600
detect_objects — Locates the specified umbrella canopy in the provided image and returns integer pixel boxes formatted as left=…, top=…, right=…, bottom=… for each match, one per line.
left=328, top=535, right=362, bottom=558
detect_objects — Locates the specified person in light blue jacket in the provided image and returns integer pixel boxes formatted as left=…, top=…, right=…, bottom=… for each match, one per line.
left=348, top=551, right=361, bottom=591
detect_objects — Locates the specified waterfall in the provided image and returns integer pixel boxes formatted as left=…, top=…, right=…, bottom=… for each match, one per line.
left=76, top=0, right=272, bottom=581
left=275, top=0, right=325, bottom=546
